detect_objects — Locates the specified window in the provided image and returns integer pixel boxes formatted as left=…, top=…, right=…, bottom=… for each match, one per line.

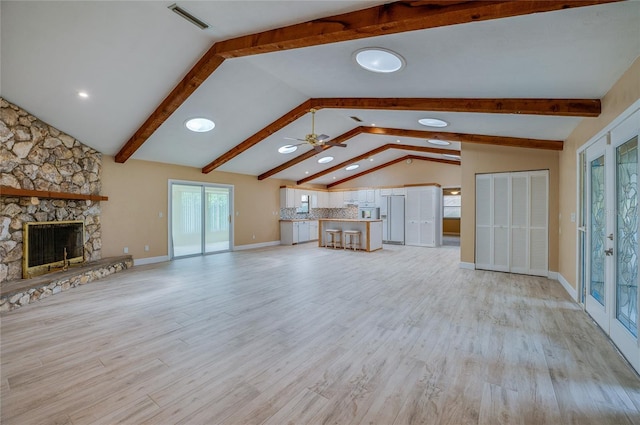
left=297, top=194, right=309, bottom=214
left=443, top=194, right=461, bottom=218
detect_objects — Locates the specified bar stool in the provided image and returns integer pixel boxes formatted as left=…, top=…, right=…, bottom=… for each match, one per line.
left=324, top=229, right=342, bottom=249
left=343, top=230, right=361, bottom=251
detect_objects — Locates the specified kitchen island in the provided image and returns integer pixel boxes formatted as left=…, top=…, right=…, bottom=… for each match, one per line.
left=318, top=219, right=383, bottom=252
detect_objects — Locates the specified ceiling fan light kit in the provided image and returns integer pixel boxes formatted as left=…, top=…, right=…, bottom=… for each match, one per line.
left=354, top=48, right=405, bottom=73
left=283, top=109, right=346, bottom=153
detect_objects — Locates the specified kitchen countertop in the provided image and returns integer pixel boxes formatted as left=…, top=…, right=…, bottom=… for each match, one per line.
left=318, top=219, right=382, bottom=222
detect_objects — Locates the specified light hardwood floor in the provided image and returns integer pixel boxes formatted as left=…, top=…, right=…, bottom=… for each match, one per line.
left=2, top=243, right=640, bottom=424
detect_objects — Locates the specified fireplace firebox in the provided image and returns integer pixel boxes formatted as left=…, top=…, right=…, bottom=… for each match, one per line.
left=22, top=220, right=85, bottom=278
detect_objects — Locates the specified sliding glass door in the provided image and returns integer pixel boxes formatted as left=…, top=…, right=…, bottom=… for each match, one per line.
left=170, top=182, right=232, bottom=258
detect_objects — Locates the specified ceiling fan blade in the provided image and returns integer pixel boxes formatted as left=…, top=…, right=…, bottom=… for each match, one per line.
left=284, top=137, right=305, bottom=142
left=326, top=142, right=347, bottom=147
left=317, top=134, right=330, bottom=141
left=314, top=145, right=323, bottom=153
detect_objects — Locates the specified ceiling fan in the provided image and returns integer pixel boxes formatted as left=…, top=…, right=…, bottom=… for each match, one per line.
left=284, top=109, right=347, bottom=152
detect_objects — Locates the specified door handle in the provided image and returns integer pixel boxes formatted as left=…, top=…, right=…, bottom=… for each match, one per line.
left=608, top=233, right=614, bottom=240
left=605, top=248, right=614, bottom=256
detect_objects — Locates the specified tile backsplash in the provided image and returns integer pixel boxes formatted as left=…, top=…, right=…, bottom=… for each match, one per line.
left=280, top=206, right=358, bottom=220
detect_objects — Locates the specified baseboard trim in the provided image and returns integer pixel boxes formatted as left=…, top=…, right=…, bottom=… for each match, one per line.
left=557, top=273, right=578, bottom=301
left=459, top=262, right=475, bottom=270
left=547, top=271, right=558, bottom=280
left=234, top=241, right=281, bottom=251
left=134, top=255, right=170, bottom=266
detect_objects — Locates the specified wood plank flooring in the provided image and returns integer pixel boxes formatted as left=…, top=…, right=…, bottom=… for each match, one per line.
left=2, top=243, right=640, bottom=424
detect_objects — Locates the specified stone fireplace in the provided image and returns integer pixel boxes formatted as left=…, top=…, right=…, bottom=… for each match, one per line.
left=0, top=98, right=103, bottom=283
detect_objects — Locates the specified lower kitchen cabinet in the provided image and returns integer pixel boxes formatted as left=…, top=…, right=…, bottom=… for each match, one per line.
left=280, top=220, right=317, bottom=245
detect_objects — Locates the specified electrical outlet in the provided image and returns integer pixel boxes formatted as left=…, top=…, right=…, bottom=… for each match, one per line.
left=159, top=211, right=163, bottom=218
left=123, top=247, right=129, bottom=254
left=144, top=245, right=149, bottom=252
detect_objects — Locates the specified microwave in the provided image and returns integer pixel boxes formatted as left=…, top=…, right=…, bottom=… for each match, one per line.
left=358, top=207, right=380, bottom=219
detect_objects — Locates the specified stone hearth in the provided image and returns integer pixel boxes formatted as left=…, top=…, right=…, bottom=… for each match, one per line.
left=0, top=255, right=133, bottom=313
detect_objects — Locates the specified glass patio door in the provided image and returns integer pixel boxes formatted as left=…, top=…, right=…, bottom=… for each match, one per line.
left=585, top=110, right=639, bottom=371
left=171, top=182, right=232, bottom=258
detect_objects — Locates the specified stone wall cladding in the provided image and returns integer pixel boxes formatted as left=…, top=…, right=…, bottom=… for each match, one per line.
left=0, top=98, right=103, bottom=283
left=0, top=257, right=133, bottom=313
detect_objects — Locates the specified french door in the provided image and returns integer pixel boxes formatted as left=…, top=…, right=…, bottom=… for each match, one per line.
left=170, top=181, right=232, bottom=258
left=584, top=109, right=639, bottom=371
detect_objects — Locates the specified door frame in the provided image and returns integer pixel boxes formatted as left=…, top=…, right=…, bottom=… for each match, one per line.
left=576, top=99, right=640, bottom=371
left=168, top=179, right=234, bottom=259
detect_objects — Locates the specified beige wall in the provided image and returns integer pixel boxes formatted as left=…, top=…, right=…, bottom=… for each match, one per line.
left=101, top=156, right=291, bottom=260
left=460, top=144, right=560, bottom=270
left=558, top=58, right=640, bottom=288
left=332, top=159, right=461, bottom=189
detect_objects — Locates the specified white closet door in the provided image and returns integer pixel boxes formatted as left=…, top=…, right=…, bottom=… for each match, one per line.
left=419, top=187, right=435, bottom=246
left=492, top=174, right=510, bottom=272
left=475, top=175, right=492, bottom=269
left=529, top=172, right=549, bottom=276
left=475, top=171, right=548, bottom=276
left=510, top=174, right=529, bottom=274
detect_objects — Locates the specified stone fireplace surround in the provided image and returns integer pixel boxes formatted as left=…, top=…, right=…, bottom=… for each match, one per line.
left=0, top=98, right=131, bottom=312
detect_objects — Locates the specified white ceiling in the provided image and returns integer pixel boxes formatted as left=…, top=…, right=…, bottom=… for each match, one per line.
left=2, top=1, right=639, bottom=186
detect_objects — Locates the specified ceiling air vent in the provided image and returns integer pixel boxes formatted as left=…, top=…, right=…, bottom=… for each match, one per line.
left=350, top=116, right=363, bottom=123
left=168, top=4, right=210, bottom=30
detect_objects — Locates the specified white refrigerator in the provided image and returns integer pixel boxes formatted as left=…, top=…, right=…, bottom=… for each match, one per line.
left=380, top=195, right=405, bottom=244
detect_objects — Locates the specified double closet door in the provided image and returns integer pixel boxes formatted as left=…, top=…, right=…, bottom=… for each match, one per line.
left=475, top=170, right=549, bottom=276
left=584, top=109, right=639, bottom=371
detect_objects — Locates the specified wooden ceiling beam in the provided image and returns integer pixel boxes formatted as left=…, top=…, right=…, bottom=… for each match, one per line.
left=297, top=143, right=460, bottom=185
left=201, top=100, right=313, bottom=174
left=115, top=0, right=613, bottom=164
left=212, top=1, right=619, bottom=58
left=311, top=98, right=600, bottom=117
left=257, top=127, right=362, bottom=180
left=361, top=127, right=564, bottom=150
left=208, top=97, right=574, bottom=173
left=326, top=155, right=460, bottom=188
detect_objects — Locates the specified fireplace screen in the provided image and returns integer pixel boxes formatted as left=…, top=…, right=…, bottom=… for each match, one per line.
left=23, top=220, right=85, bottom=278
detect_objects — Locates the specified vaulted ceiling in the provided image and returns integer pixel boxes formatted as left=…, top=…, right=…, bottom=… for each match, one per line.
left=2, top=1, right=639, bottom=186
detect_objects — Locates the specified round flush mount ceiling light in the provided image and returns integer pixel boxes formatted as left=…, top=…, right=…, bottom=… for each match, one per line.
left=443, top=153, right=461, bottom=160
left=427, top=139, right=451, bottom=146
left=345, top=164, right=359, bottom=171
left=77, top=91, right=89, bottom=99
left=185, top=117, right=215, bottom=132
left=278, top=145, right=298, bottom=154
left=418, top=118, right=448, bottom=128
left=354, top=48, right=405, bottom=73
left=318, top=156, right=334, bottom=164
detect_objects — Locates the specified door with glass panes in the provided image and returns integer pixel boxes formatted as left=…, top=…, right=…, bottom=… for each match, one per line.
left=585, top=109, right=639, bottom=371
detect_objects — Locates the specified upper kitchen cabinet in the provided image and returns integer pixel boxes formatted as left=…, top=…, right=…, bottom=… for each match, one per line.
left=329, top=191, right=344, bottom=208
left=358, top=189, right=376, bottom=207
left=280, top=188, right=295, bottom=209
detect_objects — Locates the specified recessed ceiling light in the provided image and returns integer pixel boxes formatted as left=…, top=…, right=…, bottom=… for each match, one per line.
left=419, top=118, right=448, bottom=128
left=396, top=139, right=401, bottom=143
left=318, top=156, right=334, bottom=164
left=185, top=118, right=215, bottom=132
left=278, top=145, right=298, bottom=154
left=354, top=48, right=405, bottom=73
left=333, top=176, right=337, bottom=179
left=369, top=158, right=374, bottom=162
left=78, top=91, right=89, bottom=98
left=305, top=171, right=309, bottom=174
left=443, top=154, right=461, bottom=160
left=427, top=139, right=451, bottom=146
left=371, top=123, right=376, bottom=127
left=345, top=164, right=359, bottom=171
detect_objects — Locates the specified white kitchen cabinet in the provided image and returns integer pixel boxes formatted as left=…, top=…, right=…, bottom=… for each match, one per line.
left=373, top=189, right=381, bottom=207
left=310, top=191, right=318, bottom=208
left=405, top=186, right=442, bottom=247
left=358, top=189, right=376, bottom=206
left=343, top=190, right=358, bottom=205
left=380, top=188, right=392, bottom=196
left=279, top=188, right=296, bottom=209
left=329, top=191, right=344, bottom=208
left=294, top=189, right=304, bottom=208
left=392, top=187, right=406, bottom=196
left=309, top=221, right=319, bottom=241
left=317, top=191, right=329, bottom=208
left=280, top=221, right=298, bottom=245
left=298, top=220, right=310, bottom=242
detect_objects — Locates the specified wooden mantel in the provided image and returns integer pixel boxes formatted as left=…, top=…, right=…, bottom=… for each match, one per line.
left=0, top=186, right=108, bottom=202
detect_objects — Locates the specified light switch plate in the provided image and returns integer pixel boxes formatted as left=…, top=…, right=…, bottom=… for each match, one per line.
left=570, top=212, right=576, bottom=222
